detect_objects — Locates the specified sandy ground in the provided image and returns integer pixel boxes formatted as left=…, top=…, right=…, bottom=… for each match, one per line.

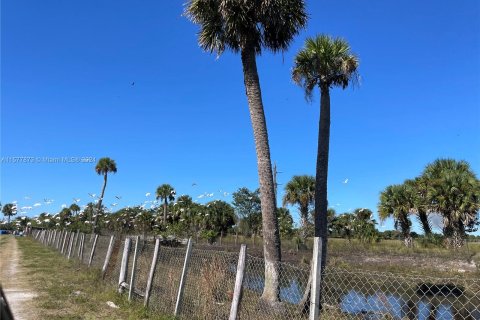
left=0, top=236, right=38, bottom=320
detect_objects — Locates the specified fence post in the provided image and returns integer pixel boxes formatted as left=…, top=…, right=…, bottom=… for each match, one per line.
left=309, top=237, right=323, bottom=320
left=72, top=230, right=79, bottom=255
left=229, top=244, right=247, bottom=320
left=79, top=233, right=85, bottom=261
left=144, top=238, right=160, bottom=307
left=88, top=234, right=99, bottom=267
left=77, top=233, right=83, bottom=257
left=118, top=237, right=131, bottom=293
left=128, top=236, right=140, bottom=301
left=56, top=230, right=62, bottom=249
left=61, top=231, right=68, bottom=253
left=174, top=238, right=193, bottom=317
left=102, top=235, right=115, bottom=278
left=67, top=232, right=75, bottom=259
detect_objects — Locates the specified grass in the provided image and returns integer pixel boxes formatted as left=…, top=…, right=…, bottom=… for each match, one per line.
left=16, top=237, right=174, bottom=320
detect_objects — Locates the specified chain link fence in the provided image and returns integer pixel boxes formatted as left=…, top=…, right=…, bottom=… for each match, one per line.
left=30, top=229, right=480, bottom=320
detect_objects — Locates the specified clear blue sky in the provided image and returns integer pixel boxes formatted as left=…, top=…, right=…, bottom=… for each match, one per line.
left=1, top=0, right=479, bottom=234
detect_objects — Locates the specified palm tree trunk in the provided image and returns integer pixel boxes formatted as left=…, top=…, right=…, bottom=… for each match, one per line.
left=417, top=210, right=432, bottom=236
left=241, top=47, right=281, bottom=305
left=300, top=206, right=309, bottom=240
left=163, top=201, right=167, bottom=225
left=313, top=85, right=331, bottom=312
left=299, top=86, right=331, bottom=315
left=94, top=173, right=108, bottom=233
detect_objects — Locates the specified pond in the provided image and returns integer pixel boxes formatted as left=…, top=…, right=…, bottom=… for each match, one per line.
left=241, top=271, right=480, bottom=320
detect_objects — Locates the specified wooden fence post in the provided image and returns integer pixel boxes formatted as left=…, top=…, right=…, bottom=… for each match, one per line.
left=229, top=244, right=247, bottom=320
left=128, top=236, right=140, bottom=301
left=67, top=232, right=75, bottom=259
left=144, top=238, right=160, bottom=307
left=102, top=235, right=115, bottom=277
left=79, top=233, right=85, bottom=262
left=118, top=238, right=131, bottom=293
left=309, top=237, right=323, bottom=320
left=88, top=234, right=99, bottom=267
left=61, top=231, right=68, bottom=253
left=174, top=238, right=193, bottom=317
left=72, top=230, right=79, bottom=256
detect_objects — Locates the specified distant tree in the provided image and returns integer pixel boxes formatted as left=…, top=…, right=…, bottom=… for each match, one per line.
left=378, top=184, right=414, bottom=247
left=232, top=187, right=262, bottom=236
left=276, top=207, right=294, bottom=238
left=205, top=200, right=236, bottom=236
left=156, top=184, right=176, bottom=225
left=94, top=157, right=117, bottom=233
left=2, top=203, right=17, bottom=224
left=422, top=159, right=480, bottom=247
left=283, top=175, right=315, bottom=240
left=69, top=203, right=81, bottom=216
left=331, top=213, right=355, bottom=241
left=59, top=208, right=72, bottom=228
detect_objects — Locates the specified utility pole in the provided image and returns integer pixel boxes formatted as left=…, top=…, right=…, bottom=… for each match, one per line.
left=272, top=161, right=282, bottom=206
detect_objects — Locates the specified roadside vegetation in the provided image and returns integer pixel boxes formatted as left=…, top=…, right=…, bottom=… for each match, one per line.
left=15, top=236, right=171, bottom=320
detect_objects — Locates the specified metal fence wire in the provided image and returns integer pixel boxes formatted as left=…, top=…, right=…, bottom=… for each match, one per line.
left=30, top=230, right=480, bottom=320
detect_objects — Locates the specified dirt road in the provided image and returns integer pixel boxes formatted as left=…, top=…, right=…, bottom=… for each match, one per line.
left=0, top=236, right=38, bottom=320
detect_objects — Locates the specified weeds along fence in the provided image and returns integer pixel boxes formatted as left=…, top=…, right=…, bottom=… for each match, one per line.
left=30, top=229, right=480, bottom=320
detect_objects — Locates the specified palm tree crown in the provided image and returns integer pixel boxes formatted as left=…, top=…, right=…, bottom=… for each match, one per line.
left=184, top=0, right=307, bottom=55
left=95, top=157, right=117, bottom=176
left=292, top=34, right=359, bottom=98
left=283, top=175, right=315, bottom=238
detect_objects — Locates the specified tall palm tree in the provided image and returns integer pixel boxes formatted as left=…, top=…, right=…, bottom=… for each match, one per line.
left=282, top=175, right=315, bottom=240
left=2, top=203, right=17, bottom=224
left=156, top=184, right=176, bottom=225
left=378, top=184, right=413, bottom=247
left=422, top=159, right=480, bottom=246
left=292, top=34, right=359, bottom=313
left=94, top=157, right=117, bottom=232
left=185, top=0, right=307, bottom=304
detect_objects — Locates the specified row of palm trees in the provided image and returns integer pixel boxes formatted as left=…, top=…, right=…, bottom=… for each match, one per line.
left=378, top=159, right=480, bottom=247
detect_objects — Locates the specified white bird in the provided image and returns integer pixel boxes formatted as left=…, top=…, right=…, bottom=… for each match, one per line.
left=115, top=195, right=122, bottom=200
left=197, top=194, right=204, bottom=199
left=343, top=178, right=349, bottom=184
left=111, top=203, right=118, bottom=207
left=33, top=203, right=42, bottom=207
left=73, top=198, right=80, bottom=203
left=88, top=193, right=96, bottom=198
left=145, top=192, right=151, bottom=197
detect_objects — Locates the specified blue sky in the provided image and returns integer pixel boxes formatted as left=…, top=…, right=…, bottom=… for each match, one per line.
left=1, top=1, right=479, bottom=234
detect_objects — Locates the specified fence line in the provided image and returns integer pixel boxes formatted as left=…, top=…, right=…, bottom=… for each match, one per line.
left=29, top=229, right=480, bottom=320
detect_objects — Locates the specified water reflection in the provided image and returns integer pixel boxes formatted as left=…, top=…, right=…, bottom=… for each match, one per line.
left=241, top=270, right=479, bottom=320
left=338, top=290, right=480, bottom=320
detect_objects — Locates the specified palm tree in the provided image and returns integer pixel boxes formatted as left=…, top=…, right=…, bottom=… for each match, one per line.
left=378, top=184, right=413, bottom=247
left=156, top=184, right=176, bottom=225
left=94, top=157, right=117, bottom=233
left=282, top=175, right=315, bottom=240
left=69, top=203, right=81, bottom=216
left=2, top=203, right=17, bottom=224
left=184, top=0, right=307, bottom=304
left=422, top=159, right=480, bottom=246
left=404, top=178, right=432, bottom=236
left=292, top=34, right=359, bottom=312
